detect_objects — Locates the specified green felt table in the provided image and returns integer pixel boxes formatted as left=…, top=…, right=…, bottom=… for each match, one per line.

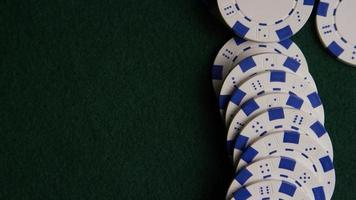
left=1, top=0, right=356, bottom=199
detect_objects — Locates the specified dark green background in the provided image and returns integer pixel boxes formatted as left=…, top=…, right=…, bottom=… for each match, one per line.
left=1, top=0, right=355, bottom=199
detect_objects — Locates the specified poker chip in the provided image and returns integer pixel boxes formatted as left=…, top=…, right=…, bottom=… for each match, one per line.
left=208, top=0, right=336, bottom=197
left=231, top=180, right=309, bottom=200
left=219, top=53, right=314, bottom=115
left=224, top=70, right=323, bottom=126
left=316, top=0, right=356, bottom=66
left=226, top=156, right=325, bottom=199
left=217, top=0, right=314, bottom=42
left=212, top=37, right=307, bottom=95
left=226, top=93, right=324, bottom=155
left=233, top=107, right=333, bottom=165
left=237, top=131, right=335, bottom=200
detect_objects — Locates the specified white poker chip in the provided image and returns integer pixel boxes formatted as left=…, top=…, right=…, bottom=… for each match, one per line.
left=226, top=93, right=325, bottom=155
left=224, top=70, right=324, bottom=127
left=230, top=180, right=309, bottom=200
left=316, top=0, right=356, bottom=66
left=219, top=53, right=314, bottom=115
left=233, top=107, right=333, bottom=165
left=217, top=0, right=314, bottom=42
left=226, top=156, right=325, bottom=200
left=237, top=131, right=335, bottom=200
left=212, top=37, right=307, bottom=95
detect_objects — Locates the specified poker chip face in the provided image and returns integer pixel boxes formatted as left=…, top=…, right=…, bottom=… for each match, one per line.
left=224, top=71, right=323, bottom=126
left=226, top=93, right=324, bottom=155
left=233, top=107, right=333, bottom=165
left=226, top=156, right=325, bottom=200
left=219, top=53, right=313, bottom=115
left=217, top=0, right=314, bottom=42
left=212, top=38, right=307, bottom=95
left=231, top=180, right=309, bottom=200
left=317, top=0, right=356, bottom=66
left=237, top=131, right=335, bottom=200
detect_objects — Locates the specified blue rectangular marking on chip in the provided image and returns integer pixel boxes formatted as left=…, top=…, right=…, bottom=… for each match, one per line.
left=233, top=187, right=252, bottom=200
left=317, top=2, right=329, bottom=17
left=276, top=26, right=293, bottom=41
left=231, top=89, right=247, bottom=106
left=241, top=147, right=258, bottom=163
left=307, top=92, right=322, bottom=108
left=239, top=57, right=257, bottom=72
left=279, top=181, right=297, bottom=197
left=226, top=140, right=235, bottom=154
left=219, top=95, right=231, bottom=109
left=233, top=37, right=247, bottom=45
left=319, top=156, right=334, bottom=172
left=211, top=65, right=223, bottom=80
left=235, top=168, right=252, bottom=185
left=268, top=107, right=285, bottom=121
left=328, top=41, right=344, bottom=57
left=235, top=135, right=249, bottom=150
left=312, top=187, right=326, bottom=200
left=233, top=21, right=249, bottom=37
left=270, top=71, right=286, bottom=82
left=303, top=0, right=314, bottom=6
left=279, top=39, right=292, bottom=49
left=310, top=121, right=326, bottom=138
left=279, top=157, right=296, bottom=171
left=283, top=131, right=300, bottom=144
left=241, top=99, right=260, bottom=116
left=283, top=57, right=300, bottom=72
left=286, top=94, right=303, bottom=109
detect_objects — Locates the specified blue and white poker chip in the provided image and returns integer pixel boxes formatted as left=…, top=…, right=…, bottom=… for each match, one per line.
left=226, top=156, right=325, bottom=200
left=224, top=70, right=323, bottom=126
left=316, top=0, right=356, bottom=66
left=217, top=0, right=314, bottom=42
left=219, top=53, right=313, bottom=115
left=231, top=180, right=309, bottom=200
left=226, top=93, right=324, bottom=156
left=233, top=107, right=333, bottom=165
left=237, top=131, right=335, bottom=200
left=212, top=37, right=307, bottom=95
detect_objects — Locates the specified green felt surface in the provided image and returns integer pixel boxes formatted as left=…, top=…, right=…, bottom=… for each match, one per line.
left=1, top=0, right=355, bottom=199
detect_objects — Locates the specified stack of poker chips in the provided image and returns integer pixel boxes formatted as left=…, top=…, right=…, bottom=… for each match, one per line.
left=211, top=0, right=336, bottom=199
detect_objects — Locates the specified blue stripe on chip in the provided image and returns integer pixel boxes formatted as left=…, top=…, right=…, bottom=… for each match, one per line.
left=319, top=156, right=334, bottom=172
left=270, top=71, right=286, bottom=82
left=328, top=41, right=344, bottom=57
left=279, top=157, right=296, bottom=171
left=279, top=181, right=297, bottom=197
left=235, top=135, right=249, bottom=150
left=286, top=94, right=303, bottom=109
left=233, top=187, right=252, bottom=200
left=268, top=107, right=285, bottom=121
left=276, top=25, right=293, bottom=41
left=235, top=168, right=253, bottom=185
left=312, top=186, right=326, bottom=200
left=211, top=65, right=223, bottom=80
left=231, top=89, right=247, bottom=105
left=307, top=92, right=322, bottom=108
left=233, top=21, right=249, bottom=37
left=241, top=147, right=258, bottom=163
left=317, top=2, right=329, bottom=17
left=219, top=95, right=231, bottom=109
left=283, top=57, right=301, bottom=72
left=310, top=121, right=326, bottom=138
left=279, top=38, right=293, bottom=49
left=303, top=0, right=314, bottom=6
left=283, top=131, right=300, bottom=144
left=239, top=57, right=257, bottom=72
left=241, top=98, right=260, bottom=116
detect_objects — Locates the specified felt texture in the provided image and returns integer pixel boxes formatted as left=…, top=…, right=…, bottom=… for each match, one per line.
left=0, top=0, right=355, bottom=199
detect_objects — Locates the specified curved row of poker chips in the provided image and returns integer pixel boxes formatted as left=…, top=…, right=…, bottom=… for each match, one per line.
left=210, top=0, right=336, bottom=199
